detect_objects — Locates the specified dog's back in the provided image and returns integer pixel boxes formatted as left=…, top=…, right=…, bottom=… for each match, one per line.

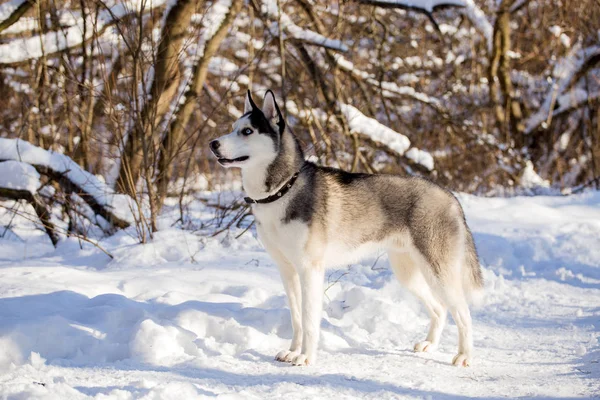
left=287, top=163, right=482, bottom=293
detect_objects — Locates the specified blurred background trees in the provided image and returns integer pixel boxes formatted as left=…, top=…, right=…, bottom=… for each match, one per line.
left=0, top=0, right=598, bottom=220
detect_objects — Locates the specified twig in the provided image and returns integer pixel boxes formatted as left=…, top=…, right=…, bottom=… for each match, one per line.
left=0, top=203, right=114, bottom=258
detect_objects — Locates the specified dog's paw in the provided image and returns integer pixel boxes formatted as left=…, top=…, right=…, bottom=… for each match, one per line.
left=275, top=350, right=300, bottom=363
left=290, top=353, right=312, bottom=366
left=451, top=353, right=472, bottom=367
left=414, top=340, right=437, bottom=353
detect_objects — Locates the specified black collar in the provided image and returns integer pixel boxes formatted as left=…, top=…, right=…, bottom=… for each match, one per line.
left=244, top=164, right=306, bottom=205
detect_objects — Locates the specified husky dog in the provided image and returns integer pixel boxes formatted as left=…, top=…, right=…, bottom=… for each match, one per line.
left=210, top=90, right=483, bottom=367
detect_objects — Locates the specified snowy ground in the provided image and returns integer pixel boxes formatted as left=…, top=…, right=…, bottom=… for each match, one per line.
left=0, top=190, right=599, bottom=399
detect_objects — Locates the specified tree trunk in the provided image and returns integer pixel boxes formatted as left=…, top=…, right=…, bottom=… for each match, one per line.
left=489, top=0, right=524, bottom=143
left=154, top=0, right=242, bottom=211
left=116, top=0, right=201, bottom=196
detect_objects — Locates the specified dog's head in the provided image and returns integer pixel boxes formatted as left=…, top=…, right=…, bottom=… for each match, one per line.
left=210, top=90, right=285, bottom=169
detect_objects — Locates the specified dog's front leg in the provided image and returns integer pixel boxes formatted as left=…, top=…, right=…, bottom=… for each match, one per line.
left=291, top=264, right=324, bottom=366
left=274, top=261, right=303, bottom=362
left=256, top=226, right=304, bottom=363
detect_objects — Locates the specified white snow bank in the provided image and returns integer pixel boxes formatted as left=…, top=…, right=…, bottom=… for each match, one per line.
left=130, top=319, right=198, bottom=366
left=1, top=192, right=600, bottom=398
left=0, top=337, right=22, bottom=372
left=0, top=138, right=134, bottom=224
left=0, top=160, right=41, bottom=193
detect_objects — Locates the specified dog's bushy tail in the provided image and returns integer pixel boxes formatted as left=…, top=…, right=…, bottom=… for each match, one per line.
left=464, top=227, right=484, bottom=305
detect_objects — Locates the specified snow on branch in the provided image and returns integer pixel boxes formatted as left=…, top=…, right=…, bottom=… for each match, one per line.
left=0, top=0, right=168, bottom=65
left=0, top=160, right=59, bottom=245
left=283, top=95, right=435, bottom=171
left=461, top=0, right=493, bottom=52
left=357, top=0, right=492, bottom=52
left=0, top=138, right=134, bottom=229
left=357, top=0, right=466, bottom=12
left=341, top=103, right=411, bottom=155
left=0, top=160, right=40, bottom=193
left=0, top=0, right=33, bottom=33
left=333, top=54, right=445, bottom=112
left=554, top=89, right=600, bottom=116
left=261, top=0, right=348, bottom=52
left=357, top=0, right=467, bottom=33
left=340, top=103, right=434, bottom=171
left=525, top=44, right=600, bottom=134
left=405, top=147, right=435, bottom=171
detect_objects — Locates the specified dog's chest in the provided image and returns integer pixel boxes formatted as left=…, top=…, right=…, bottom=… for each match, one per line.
left=253, top=201, right=308, bottom=249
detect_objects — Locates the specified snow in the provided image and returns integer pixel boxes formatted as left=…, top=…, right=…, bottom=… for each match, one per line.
left=340, top=103, right=412, bottom=156
left=261, top=0, right=348, bottom=52
left=208, top=56, right=238, bottom=75
left=0, top=0, right=26, bottom=22
left=461, top=0, right=493, bottom=52
left=286, top=97, right=435, bottom=170
left=0, top=160, right=41, bottom=193
left=525, top=44, right=600, bottom=134
left=0, top=0, right=168, bottom=64
left=0, top=11, right=81, bottom=36
left=519, top=160, right=550, bottom=192
left=197, top=0, right=233, bottom=56
left=549, top=25, right=562, bottom=37
left=560, top=33, right=572, bottom=48
left=361, top=0, right=466, bottom=13
left=0, top=24, right=90, bottom=64
left=0, top=138, right=134, bottom=224
left=555, top=88, right=600, bottom=114
left=0, top=16, right=36, bottom=35
left=379, top=80, right=442, bottom=108
left=332, top=54, right=443, bottom=108
left=2, top=182, right=599, bottom=398
left=405, top=147, right=434, bottom=171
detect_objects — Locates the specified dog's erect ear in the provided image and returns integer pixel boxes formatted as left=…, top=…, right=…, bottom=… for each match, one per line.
left=262, top=90, right=285, bottom=134
left=244, top=90, right=258, bottom=114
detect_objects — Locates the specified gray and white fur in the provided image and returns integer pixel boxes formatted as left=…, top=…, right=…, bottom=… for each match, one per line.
left=210, top=90, right=483, bottom=367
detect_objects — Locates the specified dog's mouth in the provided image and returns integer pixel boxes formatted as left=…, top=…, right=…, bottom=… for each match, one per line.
left=217, top=156, right=249, bottom=165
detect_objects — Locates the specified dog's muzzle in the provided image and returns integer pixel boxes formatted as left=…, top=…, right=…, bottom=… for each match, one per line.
left=210, top=140, right=249, bottom=165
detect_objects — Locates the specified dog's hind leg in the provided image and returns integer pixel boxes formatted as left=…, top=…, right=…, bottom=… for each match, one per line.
left=388, top=250, right=447, bottom=353
left=419, top=245, right=474, bottom=366
left=408, top=202, right=477, bottom=366
left=440, top=275, right=474, bottom=367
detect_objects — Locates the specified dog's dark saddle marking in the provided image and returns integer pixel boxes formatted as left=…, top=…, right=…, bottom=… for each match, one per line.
left=244, top=163, right=307, bottom=205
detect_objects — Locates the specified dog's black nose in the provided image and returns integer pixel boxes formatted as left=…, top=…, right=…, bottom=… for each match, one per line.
left=210, top=140, right=220, bottom=152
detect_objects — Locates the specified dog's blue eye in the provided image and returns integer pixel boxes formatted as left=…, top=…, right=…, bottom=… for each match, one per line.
left=242, top=128, right=253, bottom=136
